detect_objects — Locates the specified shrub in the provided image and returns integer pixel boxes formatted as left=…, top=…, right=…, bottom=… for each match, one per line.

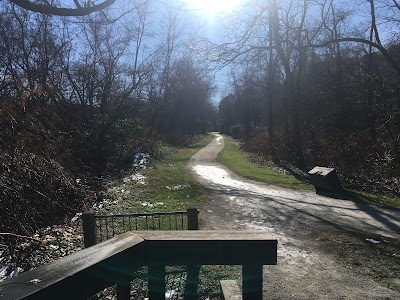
left=0, top=151, right=86, bottom=236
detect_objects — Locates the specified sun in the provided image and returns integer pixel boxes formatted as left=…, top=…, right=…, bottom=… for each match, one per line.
left=187, top=0, right=242, bottom=15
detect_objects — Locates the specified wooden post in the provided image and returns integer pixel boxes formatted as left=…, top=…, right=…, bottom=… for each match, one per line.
left=82, top=210, right=96, bottom=248
left=242, top=264, right=263, bottom=300
left=185, top=208, right=200, bottom=299
left=187, top=208, right=199, bottom=230
left=148, top=264, right=165, bottom=300
left=184, top=264, right=200, bottom=300
left=116, top=282, right=131, bottom=300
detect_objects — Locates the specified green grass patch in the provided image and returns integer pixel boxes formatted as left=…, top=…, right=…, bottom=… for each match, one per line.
left=344, top=189, right=400, bottom=210
left=198, top=265, right=240, bottom=299
left=103, top=134, right=214, bottom=216
left=218, top=136, right=313, bottom=190
left=218, top=136, right=400, bottom=209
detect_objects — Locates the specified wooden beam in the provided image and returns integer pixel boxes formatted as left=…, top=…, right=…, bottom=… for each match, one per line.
left=142, top=231, right=277, bottom=265
left=0, top=232, right=145, bottom=300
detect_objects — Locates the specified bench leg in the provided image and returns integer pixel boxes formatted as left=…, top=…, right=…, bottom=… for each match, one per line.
left=148, top=264, right=165, bottom=300
left=184, top=265, right=200, bottom=300
left=116, top=282, right=130, bottom=300
left=242, top=264, right=263, bottom=300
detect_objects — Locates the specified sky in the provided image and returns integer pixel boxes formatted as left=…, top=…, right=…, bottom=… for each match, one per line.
left=60, top=0, right=395, bottom=105
left=146, top=0, right=246, bottom=104
left=171, top=0, right=246, bottom=104
left=95, top=0, right=241, bottom=104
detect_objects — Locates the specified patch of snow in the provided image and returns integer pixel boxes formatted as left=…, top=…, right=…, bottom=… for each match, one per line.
left=92, top=203, right=103, bottom=210
left=71, top=212, right=82, bottom=223
left=165, top=184, right=190, bottom=190
left=165, top=289, right=176, bottom=300
left=29, top=278, right=41, bottom=285
left=0, top=264, right=23, bottom=282
left=141, top=202, right=154, bottom=208
left=366, top=238, right=381, bottom=244
left=0, top=265, right=9, bottom=282
left=123, top=173, right=146, bottom=184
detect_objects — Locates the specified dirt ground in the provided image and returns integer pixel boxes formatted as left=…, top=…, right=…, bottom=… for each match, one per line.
left=188, top=133, right=400, bottom=300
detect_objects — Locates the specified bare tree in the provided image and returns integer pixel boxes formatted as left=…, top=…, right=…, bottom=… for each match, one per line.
left=148, top=9, right=183, bottom=138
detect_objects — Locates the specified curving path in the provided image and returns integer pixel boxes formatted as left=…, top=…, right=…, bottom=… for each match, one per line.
left=188, top=133, right=400, bottom=299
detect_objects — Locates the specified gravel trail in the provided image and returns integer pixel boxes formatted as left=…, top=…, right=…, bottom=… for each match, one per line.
left=188, top=133, right=400, bottom=300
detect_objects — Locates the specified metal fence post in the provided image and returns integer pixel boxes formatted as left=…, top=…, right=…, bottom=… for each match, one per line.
left=82, top=210, right=96, bottom=248
left=187, top=208, right=199, bottom=230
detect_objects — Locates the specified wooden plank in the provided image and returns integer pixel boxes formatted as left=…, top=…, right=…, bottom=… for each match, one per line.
left=220, top=280, right=242, bottom=300
left=138, top=230, right=275, bottom=241
left=140, top=231, right=277, bottom=265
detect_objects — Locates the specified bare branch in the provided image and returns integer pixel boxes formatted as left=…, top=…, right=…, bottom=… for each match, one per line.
left=308, top=37, right=400, bottom=77
left=392, top=0, right=400, bottom=11
left=0, top=233, right=42, bottom=243
left=9, top=0, right=116, bottom=16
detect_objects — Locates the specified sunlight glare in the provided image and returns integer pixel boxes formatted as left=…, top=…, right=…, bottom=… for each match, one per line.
left=187, top=0, right=242, bottom=15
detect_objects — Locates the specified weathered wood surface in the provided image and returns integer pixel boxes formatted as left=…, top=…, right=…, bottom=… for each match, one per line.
left=0, top=232, right=145, bottom=300
left=141, top=231, right=277, bottom=265
left=308, top=166, right=343, bottom=194
left=0, top=231, right=277, bottom=300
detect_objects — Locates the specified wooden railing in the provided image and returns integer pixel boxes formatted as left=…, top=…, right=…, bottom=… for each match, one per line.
left=82, top=208, right=199, bottom=247
left=81, top=208, right=199, bottom=299
left=0, top=231, right=277, bottom=300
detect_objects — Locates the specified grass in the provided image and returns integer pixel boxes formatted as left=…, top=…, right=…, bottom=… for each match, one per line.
left=218, top=135, right=400, bottom=210
left=98, top=133, right=235, bottom=299
left=198, top=265, right=239, bottom=299
left=315, top=229, right=400, bottom=292
left=104, top=133, right=215, bottom=215
left=343, top=189, right=400, bottom=210
left=218, top=135, right=313, bottom=190
left=97, top=132, right=398, bottom=299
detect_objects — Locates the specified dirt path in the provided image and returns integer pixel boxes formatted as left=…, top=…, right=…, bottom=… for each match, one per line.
left=188, top=133, right=400, bottom=300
